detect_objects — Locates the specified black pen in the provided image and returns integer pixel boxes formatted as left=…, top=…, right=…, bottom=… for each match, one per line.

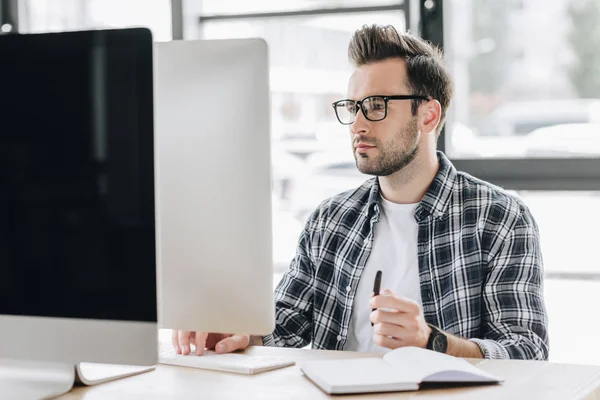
left=371, top=270, right=382, bottom=327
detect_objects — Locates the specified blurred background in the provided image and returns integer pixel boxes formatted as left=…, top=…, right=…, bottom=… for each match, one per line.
left=4, top=0, right=600, bottom=366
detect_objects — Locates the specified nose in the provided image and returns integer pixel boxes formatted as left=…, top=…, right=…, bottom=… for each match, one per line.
left=350, top=106, right=369, bottom=136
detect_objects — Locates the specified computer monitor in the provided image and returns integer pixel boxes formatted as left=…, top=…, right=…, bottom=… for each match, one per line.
left=0, top=28, right=158, bottom=398
left=154, top=38, right=275, bottom=336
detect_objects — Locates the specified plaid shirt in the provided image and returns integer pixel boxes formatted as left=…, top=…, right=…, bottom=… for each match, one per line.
left=263, top=152, right=549, bottom=360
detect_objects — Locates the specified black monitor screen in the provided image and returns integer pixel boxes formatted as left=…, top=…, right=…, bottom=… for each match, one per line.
left=0, top=29, right=156, bottom=322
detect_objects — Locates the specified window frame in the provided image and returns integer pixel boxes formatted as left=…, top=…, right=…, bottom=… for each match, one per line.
left=1, top=0, right=19, bottom=33
left=194, top=3, right=411, bottom=24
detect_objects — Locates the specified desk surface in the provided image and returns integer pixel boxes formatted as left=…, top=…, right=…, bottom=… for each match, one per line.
left=59, top=346, right=600, bottom=399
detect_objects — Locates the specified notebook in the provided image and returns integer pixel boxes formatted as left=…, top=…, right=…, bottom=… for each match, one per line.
left=300, top=346, right=503, bottom=394
left=75, top=363, right=155, bottom=385
left=159, top=347, right=295, bottom=375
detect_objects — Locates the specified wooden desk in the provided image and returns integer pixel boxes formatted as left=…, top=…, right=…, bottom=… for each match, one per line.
left=58, top=346, right=600, bottom=399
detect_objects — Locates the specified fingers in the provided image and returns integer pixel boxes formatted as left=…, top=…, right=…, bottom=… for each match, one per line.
left=373, top=322, right=410, bottom=339
left=369, top=290, right=420, bottom=314
left=205, top=333, right=232, bottom=350
left=172, top=330, right=180, bottom=354
left=215, top=335, right=250, bottom=354
left=373, top=333, right=403, bottom=350
left=369, top=309, right=400, bottom=325
left=370, top=309, right=419, bottom=331
left=173, top=332, right=248, bottom=356
left=195, top=332, right=209, bottom=356
left=178, top=330, right=193, bottom=355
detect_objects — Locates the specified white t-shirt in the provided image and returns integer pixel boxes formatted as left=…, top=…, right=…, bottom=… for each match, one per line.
left=344, top=196, right=422, bottom=353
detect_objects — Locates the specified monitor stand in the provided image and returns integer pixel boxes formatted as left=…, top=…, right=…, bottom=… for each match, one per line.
left=0, top=358, right=155, bottom=399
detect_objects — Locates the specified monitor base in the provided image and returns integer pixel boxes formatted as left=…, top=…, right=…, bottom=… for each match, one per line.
left=0, top=358, right=155, bottom=399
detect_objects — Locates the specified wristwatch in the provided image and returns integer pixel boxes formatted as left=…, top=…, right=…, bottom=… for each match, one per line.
left=426, top=324, right=448, bottom=353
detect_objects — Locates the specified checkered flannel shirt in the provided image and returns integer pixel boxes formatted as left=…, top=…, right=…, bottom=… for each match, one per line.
left=263, top=152, right=549, bottom=360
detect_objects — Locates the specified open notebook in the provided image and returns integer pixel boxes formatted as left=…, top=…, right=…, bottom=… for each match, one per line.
left=300, top=346, right=503, bottom=394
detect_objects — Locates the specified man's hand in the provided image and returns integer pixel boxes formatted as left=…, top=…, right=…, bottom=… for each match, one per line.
left=369, top=289, right=432, bottom=350
left=172, top=331, right=252, bottom=356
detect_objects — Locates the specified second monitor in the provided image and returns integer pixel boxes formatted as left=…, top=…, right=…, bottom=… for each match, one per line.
left=154, top=38, right=275, bottom=335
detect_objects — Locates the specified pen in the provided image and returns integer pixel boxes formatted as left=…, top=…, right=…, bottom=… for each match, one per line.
left=371, top=270, right=382, bottom=327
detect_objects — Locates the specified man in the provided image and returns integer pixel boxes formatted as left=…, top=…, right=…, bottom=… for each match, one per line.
left=173, top=25, right=549, bottom=360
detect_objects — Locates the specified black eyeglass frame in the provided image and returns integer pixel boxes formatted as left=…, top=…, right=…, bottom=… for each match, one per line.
left=332, top=95, right=431, bottom=125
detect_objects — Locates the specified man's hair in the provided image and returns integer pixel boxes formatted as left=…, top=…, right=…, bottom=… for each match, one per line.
left=348, top=24, right=454, bottom=134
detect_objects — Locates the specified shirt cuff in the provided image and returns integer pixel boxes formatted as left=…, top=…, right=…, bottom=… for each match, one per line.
left=469, top=338, right=510, bottom=359
left=262, top=334, right=276, bottom=347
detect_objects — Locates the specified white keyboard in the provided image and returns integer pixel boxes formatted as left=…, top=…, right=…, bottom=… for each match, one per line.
left=159, top=347, right=295, bottom=375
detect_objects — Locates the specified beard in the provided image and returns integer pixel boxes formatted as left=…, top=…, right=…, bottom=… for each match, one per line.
left=353, top=117, right=420, bottom=176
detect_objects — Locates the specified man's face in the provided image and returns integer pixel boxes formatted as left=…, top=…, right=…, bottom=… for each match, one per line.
left=346, top=58, right=420, bottom=176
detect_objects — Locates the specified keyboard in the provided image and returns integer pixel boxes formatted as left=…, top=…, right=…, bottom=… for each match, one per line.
left=159, top=346, right=295, bottom=375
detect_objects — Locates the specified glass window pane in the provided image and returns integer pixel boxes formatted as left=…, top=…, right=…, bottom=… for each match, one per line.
left=19, top=0, right=172, bottom=41
left=193, top=0, right=403, bottom=15
left=545, top=279, right=600, bottom=365
left=194, top=12, right=406, bottom=270
left=513, top=191, right=599, bottom=365
left=444, top=0, right=600, bottom=159
left=516, top=191, right=599, bottom=275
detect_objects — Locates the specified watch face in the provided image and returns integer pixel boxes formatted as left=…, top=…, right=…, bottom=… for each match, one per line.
left=433, top=334, right=448, bottom=353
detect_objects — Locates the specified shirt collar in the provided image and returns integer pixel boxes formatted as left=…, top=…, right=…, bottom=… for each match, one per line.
left=367, top=151, right=457, bottom=221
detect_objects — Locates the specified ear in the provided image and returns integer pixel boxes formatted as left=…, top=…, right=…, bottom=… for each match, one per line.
left=418, top=99, right=442, bottom=135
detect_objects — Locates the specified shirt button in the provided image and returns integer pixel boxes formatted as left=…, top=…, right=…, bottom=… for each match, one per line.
left=345, top=285, right=351, bottom=292
left=337, top=335, right=342, bottom=341
left=423, top=288, right=431, bottom=301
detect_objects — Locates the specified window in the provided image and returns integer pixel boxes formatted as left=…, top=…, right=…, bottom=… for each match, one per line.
left=485, top=189, right=600, bottom=367
left=545, top=278, right=600, bottom=365
left=19, top=0, right=172, bottom=40
left=516, top=191, right=599, bottom=278
left=444, top=0, right=600, bottom=159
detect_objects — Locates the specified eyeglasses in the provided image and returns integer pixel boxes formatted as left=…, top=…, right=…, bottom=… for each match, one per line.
left=332, top=95, right=431, bottom=125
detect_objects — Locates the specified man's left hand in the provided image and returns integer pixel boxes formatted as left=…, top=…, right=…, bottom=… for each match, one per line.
left=369, top=289, right=432, bottom=350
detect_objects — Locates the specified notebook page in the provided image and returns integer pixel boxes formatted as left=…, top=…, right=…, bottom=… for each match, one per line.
left=300, top=358, right=421, bottom=388
left=382, top=347, right=500, bottom=383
